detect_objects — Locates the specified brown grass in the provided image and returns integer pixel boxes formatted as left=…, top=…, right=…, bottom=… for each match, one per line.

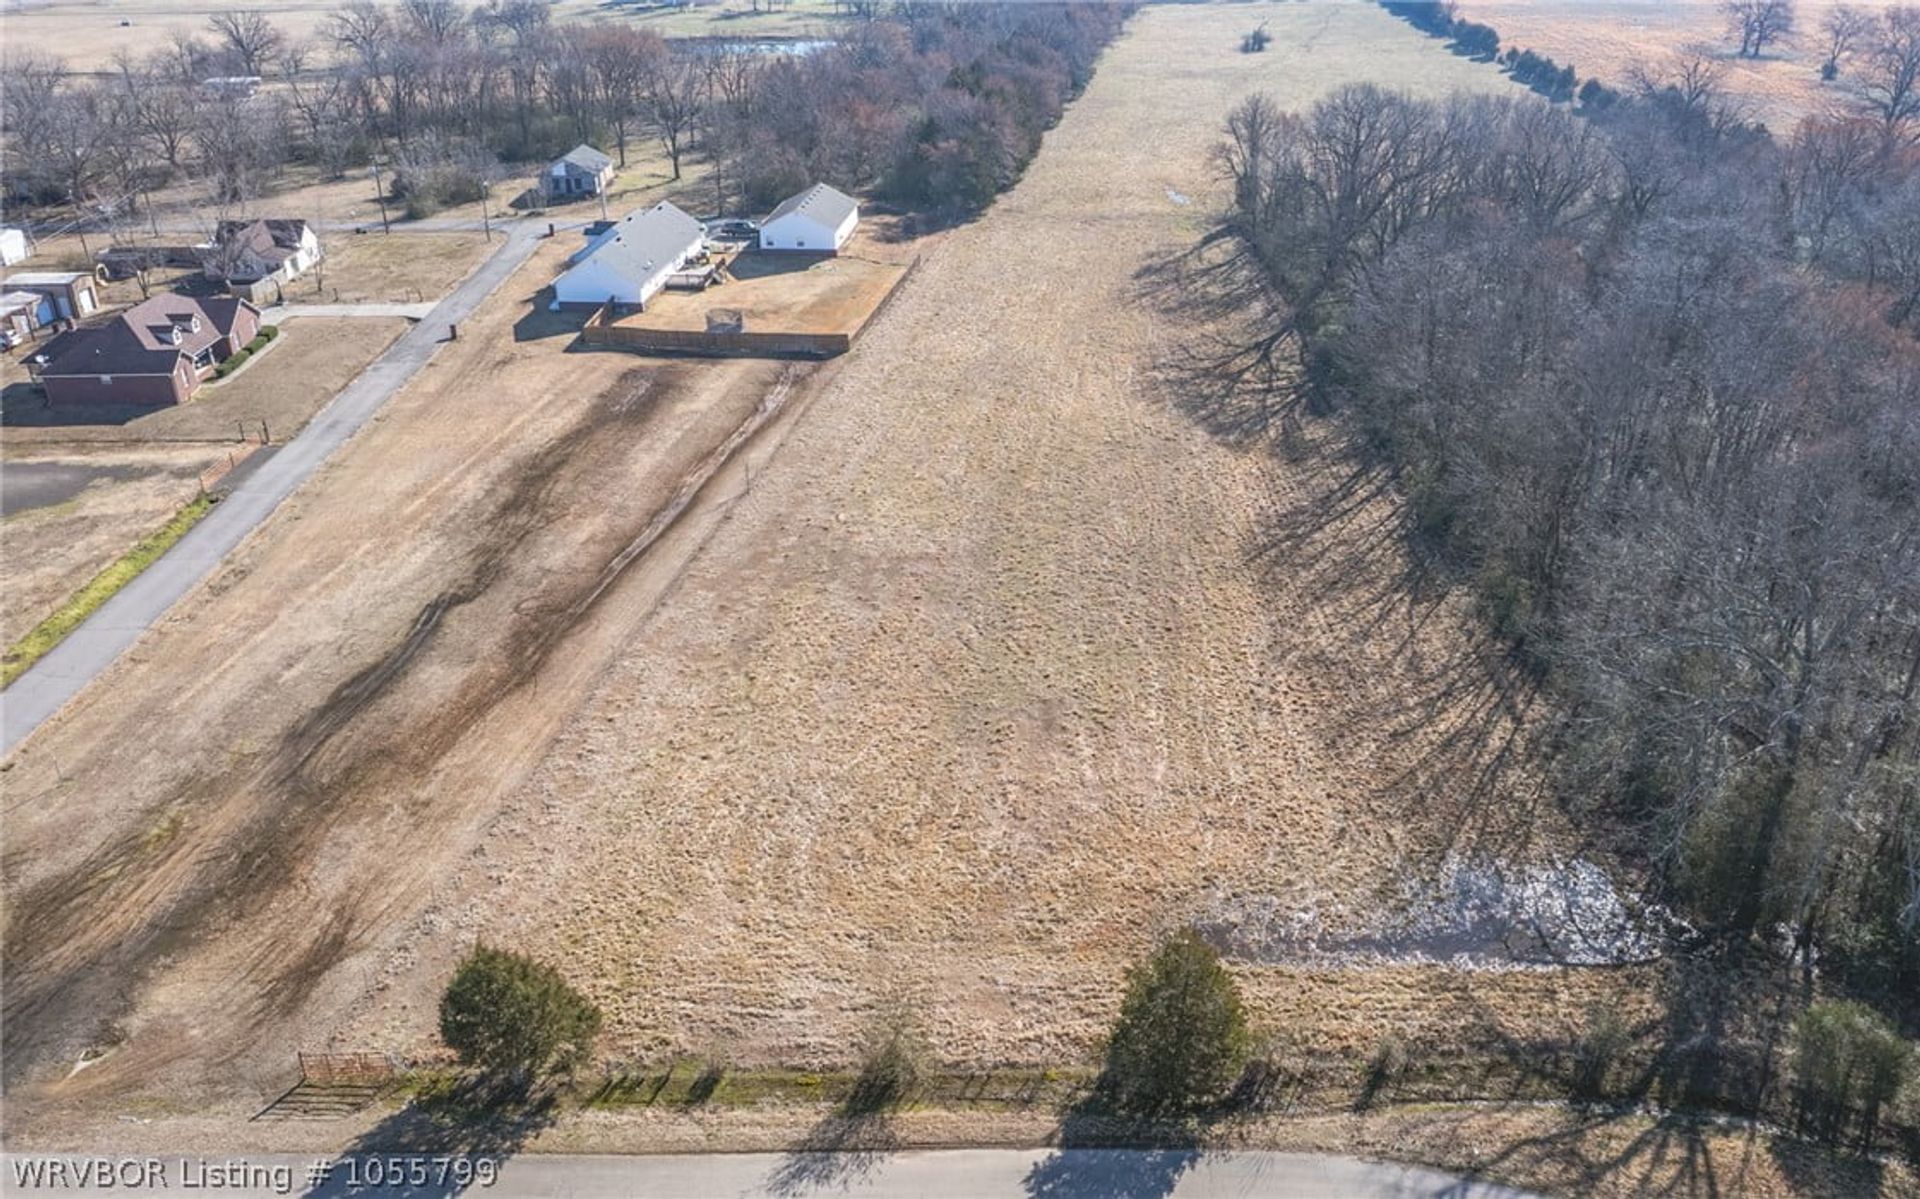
left=0, top=446, right=227, bottom=650
left=296, top=234, right=493, bottom=305
left=346, top=0, right=1611, bottom=1073
left=2, top=11, right=1844, bottom=1195
left=0, top=0, right=843, bottom=73
left=1459, top=0, right=1910, bottom=130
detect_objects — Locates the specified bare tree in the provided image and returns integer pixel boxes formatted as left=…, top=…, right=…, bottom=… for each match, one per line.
left=1722, top=0, right=1796, bottom=58
left=1819, top=4, right=1876, bottom=79
left=207, top=9, right=284, bottom=77
left=642, top=53, right=706, bottom=180
left=584, top=26, right=665, bottom=168
left=1858, top=6, right=1920, bottom=139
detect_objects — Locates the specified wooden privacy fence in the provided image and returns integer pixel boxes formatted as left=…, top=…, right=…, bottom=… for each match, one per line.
left=581, top=305, right=852, bottom=359
left=297, top=1051, right=399, bottom=1086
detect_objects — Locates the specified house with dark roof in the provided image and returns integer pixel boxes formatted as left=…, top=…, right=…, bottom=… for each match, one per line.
left=27, top=293, right=261, bottom=407
left=551, top=201, right=705, bottom=309
left=543, top=144, right=617, bottom=203
left=202, top=218, right=322, bottom=290
left=758, top=183, right=858, bottom=254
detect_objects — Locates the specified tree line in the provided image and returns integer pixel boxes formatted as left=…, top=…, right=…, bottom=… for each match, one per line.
left=446, top=932, right=1914, bottom=1152
left=1, top=1, right=1131, bottom=229
left=1207, top=70, right=1920, bottom=1024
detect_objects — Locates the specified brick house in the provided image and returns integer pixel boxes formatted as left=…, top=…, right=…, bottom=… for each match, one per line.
left=28, top=293, right=261, bottom=407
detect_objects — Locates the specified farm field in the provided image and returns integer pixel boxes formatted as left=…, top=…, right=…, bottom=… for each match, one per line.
left=0, top=0, right=842, bottom=72
left=1458, top=0, right=1908, bottom=130
left=3, top=0, right=1761, bottom=1178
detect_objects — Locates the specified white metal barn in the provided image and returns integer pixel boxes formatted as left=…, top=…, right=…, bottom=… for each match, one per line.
left=552, top=201, right=705, bottom=309
left=758, top=183, right=858, bottom=254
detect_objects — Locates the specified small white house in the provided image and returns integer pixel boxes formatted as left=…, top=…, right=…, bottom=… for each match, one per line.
left=0, top=227, right=29, bottom=267
left=552, top=201, right=705, bottom=309
left=543, top=144, right=616, bottom=203
left=758, top=183, right=858, bottom=254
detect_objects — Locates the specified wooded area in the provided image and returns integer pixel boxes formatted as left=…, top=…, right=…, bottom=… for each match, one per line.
left=0, top=1, right=1131, bottom=225
left=1206, top=59, right=1920, bottom=1027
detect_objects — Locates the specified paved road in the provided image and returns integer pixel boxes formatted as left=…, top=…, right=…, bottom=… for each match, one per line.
left=0, top=223, right=549, bottom=757
left=3, top=1148, right=1541, bottom=1198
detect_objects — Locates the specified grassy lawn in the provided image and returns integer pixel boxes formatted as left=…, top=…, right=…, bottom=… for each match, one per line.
left=1, top=494, right=215, bottom=688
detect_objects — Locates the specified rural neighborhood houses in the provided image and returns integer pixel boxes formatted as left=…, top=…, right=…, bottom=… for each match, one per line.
left=26, top=292, right=260, bottom=407
left=203, top=218, right=323, bottom=299
left=552, top=200, right=705, bottom=310
left=758, top=183, right=858, bottom=254
left=544, top=144, right=617, bottom=204
left=2, top=270, right=100, bottom=321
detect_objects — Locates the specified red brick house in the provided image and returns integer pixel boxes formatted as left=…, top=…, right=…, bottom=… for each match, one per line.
left=28, top=293, right=260, bottom=407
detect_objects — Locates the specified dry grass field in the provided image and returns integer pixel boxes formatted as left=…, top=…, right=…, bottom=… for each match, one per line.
left=0, top=444, right=229, bottom=649
left=0, top=0, right=841, bottom=72
left=336, top=0, right=1621, bottom=1072
left=1458, top=0, right=1910, bottom=130
left=295, top=233, right=494, bottom=305
left=1, top=4, right=1793, bottom=1185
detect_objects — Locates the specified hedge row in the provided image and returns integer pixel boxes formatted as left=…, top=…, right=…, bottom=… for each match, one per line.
left=212, top=324, right=279, bottom=379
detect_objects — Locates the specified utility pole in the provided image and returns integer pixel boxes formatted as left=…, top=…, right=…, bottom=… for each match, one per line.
left=370, top=159, right=392, bottom=234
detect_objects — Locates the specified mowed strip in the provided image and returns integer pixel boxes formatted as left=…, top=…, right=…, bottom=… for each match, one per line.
left=358, top=1, right=1610, bottom=1072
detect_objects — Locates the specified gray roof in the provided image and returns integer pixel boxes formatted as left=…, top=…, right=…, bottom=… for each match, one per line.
left=557, top=144, right=614, bottom=174
left=4, top=271, right=89, bottom=286
left=577, top=201, right=704, bottom=282
left=763, top=182, right=857, bottom=229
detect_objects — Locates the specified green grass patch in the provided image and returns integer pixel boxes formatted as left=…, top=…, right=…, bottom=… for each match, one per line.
left=1, top=494, right=216, bottom=688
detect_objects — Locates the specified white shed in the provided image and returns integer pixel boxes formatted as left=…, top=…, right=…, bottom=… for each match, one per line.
left=552, top=201, right=705, bottom=309
left=758, top=183, right=858, bottom=254
left=0, top=227, right=29, bottom=267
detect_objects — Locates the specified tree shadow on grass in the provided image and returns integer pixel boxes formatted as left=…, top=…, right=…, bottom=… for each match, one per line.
left=301, top=1077, right=558, bottom=1199
left=1131, top=237, right=1568, bottom=882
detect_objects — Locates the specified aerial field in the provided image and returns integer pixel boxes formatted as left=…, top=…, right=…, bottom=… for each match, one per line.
left=0, top=0, right=843, bottom=72
left=6, top=0, right=1666, bottom=1149
left=1459, top=0, right=1909, bottom=130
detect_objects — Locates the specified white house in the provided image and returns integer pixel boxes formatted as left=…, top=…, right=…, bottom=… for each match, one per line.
left=552, top=201, right=705, bottom=309
left=758, top=183, right=858, bottom=254
left=203, top=219, right=323, bottom=285
left=0, top=227, right=29, bottom=267
left=543, top=144, right=616, bottom=203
